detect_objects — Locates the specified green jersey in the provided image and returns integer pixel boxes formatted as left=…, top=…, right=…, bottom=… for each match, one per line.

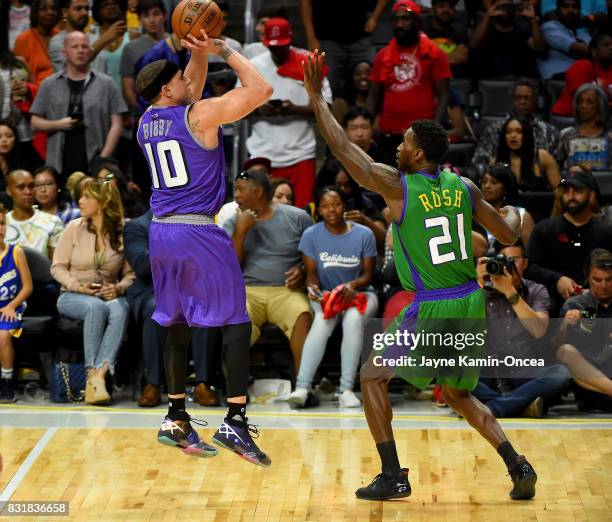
left=393, top=168, right=477, bottom=292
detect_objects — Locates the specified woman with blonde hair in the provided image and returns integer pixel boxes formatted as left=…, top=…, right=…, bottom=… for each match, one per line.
left=51, top=179, right=135, bottom=405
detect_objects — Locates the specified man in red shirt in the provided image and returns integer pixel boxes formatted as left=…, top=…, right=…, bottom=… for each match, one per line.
left=368, top=0, right=451, bottom=163
left=552, top=32, right=612, bottom=116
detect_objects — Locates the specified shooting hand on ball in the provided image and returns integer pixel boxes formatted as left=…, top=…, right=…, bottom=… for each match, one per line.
left=181, top=29, right=225, bottom=56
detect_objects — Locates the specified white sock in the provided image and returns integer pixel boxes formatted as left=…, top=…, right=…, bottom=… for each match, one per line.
left=1, top=367, right=13, bottom=379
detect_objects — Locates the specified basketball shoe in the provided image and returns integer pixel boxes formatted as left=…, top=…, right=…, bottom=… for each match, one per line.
left=157, top=412, right=218, bottom=458
left=355, top=468, right=411, bottom=500
left=508, top=455, right=537, bottom=500
left=212, top=417, right=271, bottom=467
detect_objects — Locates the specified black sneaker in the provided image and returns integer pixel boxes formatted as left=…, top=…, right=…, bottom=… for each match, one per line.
left=0, top=378, right=15, bottom=404
left=355, top=468, right=411, bottom=500
left=509, top=455, right=537, bottom=500
left=212, top=418, right=271, bottom=467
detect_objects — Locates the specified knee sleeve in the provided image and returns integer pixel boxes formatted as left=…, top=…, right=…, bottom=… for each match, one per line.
left=222, top=322, right=251, bottom=398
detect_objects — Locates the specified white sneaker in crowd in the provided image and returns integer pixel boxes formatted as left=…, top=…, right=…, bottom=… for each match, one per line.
left=339, top=389, right=361, bottom=408
left=287, top=387, right=309, bottom=408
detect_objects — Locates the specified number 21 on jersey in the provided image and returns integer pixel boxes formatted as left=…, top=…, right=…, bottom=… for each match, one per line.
left=143, top=140, right=190, bottom=189
left=425, top=213, right=468, bottom=265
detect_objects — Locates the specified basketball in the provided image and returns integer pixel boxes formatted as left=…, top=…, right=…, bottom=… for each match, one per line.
left=171, top=0, right=223, bottom=40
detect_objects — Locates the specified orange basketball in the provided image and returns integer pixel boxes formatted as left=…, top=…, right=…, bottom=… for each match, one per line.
left=171, top=0, right=223, bottom=40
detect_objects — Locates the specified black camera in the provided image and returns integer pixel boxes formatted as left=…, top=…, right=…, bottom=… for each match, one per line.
left=485, top=255, right=515, bottom=276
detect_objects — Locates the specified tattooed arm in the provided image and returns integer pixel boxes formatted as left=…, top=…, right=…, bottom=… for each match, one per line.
left=303, top=51, right=404, bottom=216
left=183, top=32, right=272, bottom=147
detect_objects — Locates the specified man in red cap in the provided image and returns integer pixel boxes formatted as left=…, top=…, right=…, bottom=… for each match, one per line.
left=369, top=0, right=451, bottom=165
left=242, top=18, right=333, bottom=208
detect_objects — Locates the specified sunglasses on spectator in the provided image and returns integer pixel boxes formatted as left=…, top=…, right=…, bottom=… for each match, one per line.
left=237, top=171, right=256, bottom=181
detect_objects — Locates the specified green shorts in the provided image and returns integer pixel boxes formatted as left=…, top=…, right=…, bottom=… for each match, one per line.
left=384, top=287, right=486, bottom=391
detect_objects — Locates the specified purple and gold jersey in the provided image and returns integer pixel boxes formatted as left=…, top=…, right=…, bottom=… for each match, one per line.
left=137, top=104, right=225, bottom=217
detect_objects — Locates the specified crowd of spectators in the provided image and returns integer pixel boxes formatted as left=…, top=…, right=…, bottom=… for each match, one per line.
left=0, top=0, right=611, bottom=416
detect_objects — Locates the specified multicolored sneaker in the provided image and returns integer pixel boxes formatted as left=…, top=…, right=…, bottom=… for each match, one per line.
left=157, top=413, right=218, bottom=458
left=212, top=418, right=271, bottom=467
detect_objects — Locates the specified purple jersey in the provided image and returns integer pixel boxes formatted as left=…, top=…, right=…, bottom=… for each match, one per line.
left=137, top=104, right=225, bottom=217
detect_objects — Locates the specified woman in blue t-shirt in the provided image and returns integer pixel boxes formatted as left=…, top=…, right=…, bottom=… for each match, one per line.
left=288, top=187, right=378, bottom=408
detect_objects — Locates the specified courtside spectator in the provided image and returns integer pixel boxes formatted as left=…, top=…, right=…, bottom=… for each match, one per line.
left=469, top=0, right=547, bottom=78
left=0, top=204, right=33, bottom=403
left=556, top=84, right=612, bottom=170
left=5, top=169, right=63, bottom=260
left=243, top=6, right=288, bottom=60
left=51, top=179, right=134, bottom=405
left=557, top=248, right=612, bottom=411
left=474, top=81, right=559, bottom=171
left=9, top=0, right=31, bottom=50
left=120, top=0, right=167, bottom=113
left=552, top=32, right=612, bottom=116
left=288, top=187, right=378, bottom=409
left=480, top=164, right=536, bottom=248
left=31, top=32, right=127, bottom=179
left=541, top=0, right=607, bottom=23
left=33, top=166, right=80, bottom=225
left=526, top=169, right=612, bottom=314
left=0, top=120, right=43, bottom=183
left=49, top=0, right=108, bottom=73
left=369, top=1, right=451, bottom=163
left=223, top=170, right=314, bottom=375
left=474, top=240, right=570, bottom=418
left=538, top=0, right=591, bottom=80
left=301, top=0, right=387, bottom=99
left=91, top=0, right=133, bottom=91
left=271, top=178, right=295, bottom=206
left=216, top=157, right=272, bottom=228
left=245, top=18, right=332, bottom=208
left=0, top=49, right=41, bottom=160
left=493, top=116, right=561, bottom=190
left=13, top=0, right=60, bottom=86
left=423, top=0, right=470, bottom=77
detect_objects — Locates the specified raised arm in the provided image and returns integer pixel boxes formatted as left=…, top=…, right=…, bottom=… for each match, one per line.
left=464, top=177, right=520, bottom=245
left=303, top=51, right=403, bottom=203
left=181, top=31, right=210, bottom=102
left=182, top=35, right=273, bottom=128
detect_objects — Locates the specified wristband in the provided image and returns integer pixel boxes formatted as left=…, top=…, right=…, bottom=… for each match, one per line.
left=508, top=292, right=520, bottom=305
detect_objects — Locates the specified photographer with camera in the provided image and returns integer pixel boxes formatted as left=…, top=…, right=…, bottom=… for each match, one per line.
left=474, top=240, right=570, bottom=418
left=470, top=0, right=547, bottom=78
left=556, top=249, right=612, bottom=411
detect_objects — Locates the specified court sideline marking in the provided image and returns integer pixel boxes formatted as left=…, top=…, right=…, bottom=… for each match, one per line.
left=0, top=427, right=57, bottom=502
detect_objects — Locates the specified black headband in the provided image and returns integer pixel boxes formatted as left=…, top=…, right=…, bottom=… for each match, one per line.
left=139, top=60, right=180, bottom=102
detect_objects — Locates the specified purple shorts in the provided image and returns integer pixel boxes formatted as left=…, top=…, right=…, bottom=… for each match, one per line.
left=149, top=222, right=249, bottom=327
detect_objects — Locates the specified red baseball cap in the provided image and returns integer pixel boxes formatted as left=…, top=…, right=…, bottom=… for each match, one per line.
left=393, top=0, right=422, bottom=16
left=263, top=18, right=292, bottom=47
left=242, top=156, right=272, bottom=172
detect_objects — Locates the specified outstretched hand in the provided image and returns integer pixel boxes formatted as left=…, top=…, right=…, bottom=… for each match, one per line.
left=302, top=49, right=326, bottom=98
left=180, top=29, right=225, bottom=56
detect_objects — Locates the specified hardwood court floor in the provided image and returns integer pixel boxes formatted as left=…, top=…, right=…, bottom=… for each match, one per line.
left=1, top=426, right=610, bottom=521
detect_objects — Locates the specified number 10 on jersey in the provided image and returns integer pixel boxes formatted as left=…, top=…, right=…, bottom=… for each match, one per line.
left=144, top=140, right=190, bottom=189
